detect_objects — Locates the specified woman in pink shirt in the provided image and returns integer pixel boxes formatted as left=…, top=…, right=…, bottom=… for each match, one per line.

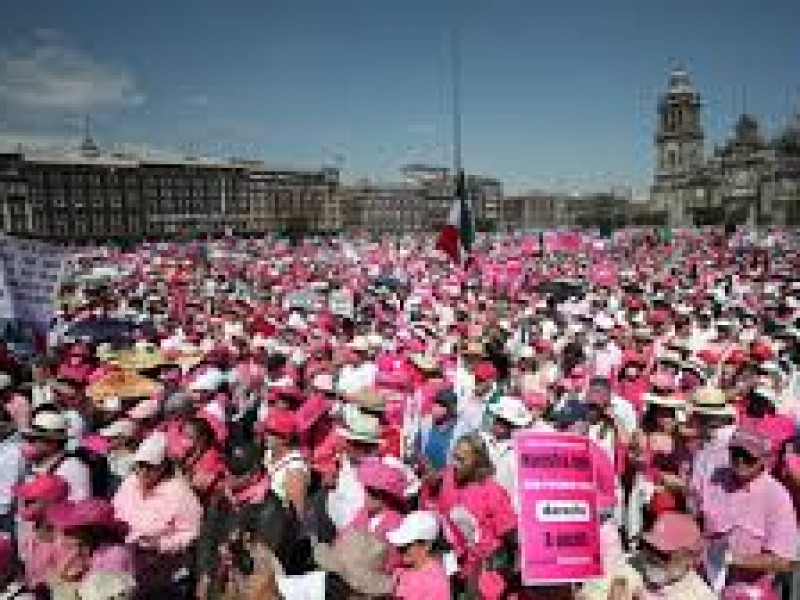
left=343, top=458, right=406, bottom=543
left=13, top=473, right=69, bottom=589
left=426, top=433, right=517, bottom=590
left=46, top=498, right=134, bottom=591
left=112, top=431, right=202, bottom=597
left=387, top=511, right=451, bottom=600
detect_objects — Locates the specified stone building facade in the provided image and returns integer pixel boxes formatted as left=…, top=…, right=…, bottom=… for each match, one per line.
left=0, top=136, right=341, bottom=242
left=650, top=67, right=800, bottom=227
left=339, top=165, right=504, bottom=234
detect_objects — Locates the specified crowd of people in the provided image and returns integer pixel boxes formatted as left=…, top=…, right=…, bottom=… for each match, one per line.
left=0, top=228, right=799, bottom=599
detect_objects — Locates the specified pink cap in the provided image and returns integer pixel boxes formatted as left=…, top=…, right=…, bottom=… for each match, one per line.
left=81, top=434, right=111, bottom=456
left=522, top=391, right=548, bottom=409
left=474, top=361, right=498, bottom=382
left=257, top=409, right=296, bottom=438
left=357, top=458, right=407, bottom=499
left=641, top=511, right=702, bottom=553
left=13, top=473, right=69, bottom=503
left=47, top=498, right=127, bottom=535
left=730, top=425, right=772, bottom=458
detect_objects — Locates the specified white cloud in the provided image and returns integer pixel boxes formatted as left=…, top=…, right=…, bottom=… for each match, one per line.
left=0, top=131, right=80, bottom=152
left=0, top=35, right=145, bottom=112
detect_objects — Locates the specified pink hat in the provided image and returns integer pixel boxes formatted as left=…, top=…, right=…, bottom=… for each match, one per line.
left=474, top=361, right=498, bottom=382
left=522, top=391, right=548, bottom=409
left=641, top=511, right=702, bottom=554
left=357, top=458, right=407, bottom=499
left=13, top=473, right=69, bottom=503
left=46, top=498, right=128, bottom=536
left=81, top=434, right=111, bottom=456
left=650, top=372, right=675, bottom=391
left=257, top=409, right=296, bottom=438
left=730, top=425, right=773, bottom=458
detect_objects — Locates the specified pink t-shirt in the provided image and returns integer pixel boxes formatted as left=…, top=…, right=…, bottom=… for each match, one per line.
left=112, top=474, right=203, bottom=554
left=394, top=559, right=451, bottom=600
left=700, top=469, right=797, bottom=590
left=431, top=468, right=517, bottom=573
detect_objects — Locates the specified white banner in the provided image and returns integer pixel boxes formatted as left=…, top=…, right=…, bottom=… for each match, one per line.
left=0, top=235, right=68, bottom=326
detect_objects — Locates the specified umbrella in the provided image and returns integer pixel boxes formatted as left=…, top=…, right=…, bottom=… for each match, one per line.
left=65, top=318, right=155, bottom=344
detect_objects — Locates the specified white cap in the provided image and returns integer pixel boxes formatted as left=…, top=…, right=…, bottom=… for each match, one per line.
left=489, top=396, right=533, bottom=427
left=132, top=431, right=167, bottom=465
left=387, top=511, right=440, bottom=546
left=99, top=418, right=136, bottom=439
left=312, top=373, right=335, bottom=393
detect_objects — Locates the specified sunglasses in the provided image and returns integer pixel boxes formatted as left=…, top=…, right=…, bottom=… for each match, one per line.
left=730, top=446, right=760, bottom=466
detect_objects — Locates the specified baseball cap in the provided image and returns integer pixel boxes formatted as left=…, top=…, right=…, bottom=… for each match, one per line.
left=730, top=426, right=772, bottom=459
left=386, top=511, right=440, bottom=547
left=641, top=511, right=702, bottom=554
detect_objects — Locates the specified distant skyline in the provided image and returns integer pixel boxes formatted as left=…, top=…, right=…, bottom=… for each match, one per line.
left=1, top=0, right=799, bottom=193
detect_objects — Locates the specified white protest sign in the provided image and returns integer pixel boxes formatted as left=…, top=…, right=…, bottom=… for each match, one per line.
left=0, top=234, right=68, bottom=326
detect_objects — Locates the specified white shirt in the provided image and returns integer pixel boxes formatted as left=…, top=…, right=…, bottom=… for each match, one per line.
left=0, top=434, right=24, bottom=515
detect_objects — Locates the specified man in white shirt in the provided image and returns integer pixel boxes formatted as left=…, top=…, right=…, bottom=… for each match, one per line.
left=0, top=416, right=24, bottom=535
left=481, top=395, right=535, bottom=507
left=20, top=408, right=91, bottom=502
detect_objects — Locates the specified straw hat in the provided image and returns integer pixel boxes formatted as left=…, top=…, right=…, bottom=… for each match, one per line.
left=337, top=407, right=381, bottom=444
left=22, top=409, right=69, bottom=441
left=86, top=371, right=162, bottom=403
left=643, top=392, right=684, bottom=409
left=690, top=386, right=735, bottom=417
left=353, top=387, right=387, bottom=413
left=410, top=353, right=439, bottom=373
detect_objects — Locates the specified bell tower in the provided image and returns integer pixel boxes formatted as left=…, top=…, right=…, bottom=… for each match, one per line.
left=655, top=66, right=704, bottom=181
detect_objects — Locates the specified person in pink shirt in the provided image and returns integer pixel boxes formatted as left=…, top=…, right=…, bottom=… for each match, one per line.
left=387, top=511, right=451, bottom=600
left=343, top=458, right=406, bottom=543
left=112, top=431, right=202, bottom=596
left=427, top=432, right=517, bottom=588
left=607, top=511, right=715, bottom=600
left=46, top=498, right=134, bottom=588
left=697, top=426, right=797, bottom=600
left=13, top=472, right=69, bottom=589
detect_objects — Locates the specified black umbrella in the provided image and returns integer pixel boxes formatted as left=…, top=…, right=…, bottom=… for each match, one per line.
left=65, top=317, right=156, bottom=344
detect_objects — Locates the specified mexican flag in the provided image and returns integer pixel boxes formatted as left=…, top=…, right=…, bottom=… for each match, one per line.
left=436, top=170, right=474, bottom=265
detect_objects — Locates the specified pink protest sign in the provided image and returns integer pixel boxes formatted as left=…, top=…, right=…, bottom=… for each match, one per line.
left=515, top=431, right=603, bottom=585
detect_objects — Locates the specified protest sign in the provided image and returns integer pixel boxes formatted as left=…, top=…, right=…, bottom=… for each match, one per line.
left=0, top=234, right=68, bottom=327
left=515, top=431, right=602, bottom=585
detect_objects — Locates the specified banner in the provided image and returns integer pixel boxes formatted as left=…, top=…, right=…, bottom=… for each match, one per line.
left=515, top=431, right=602, bottom=585
left=0, top=235, right=68, bottom=327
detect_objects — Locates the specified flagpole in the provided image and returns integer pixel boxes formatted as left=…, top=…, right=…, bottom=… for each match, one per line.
left=451, top=26, right=462, bottom=177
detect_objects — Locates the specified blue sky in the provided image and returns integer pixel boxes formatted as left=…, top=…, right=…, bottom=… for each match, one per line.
left=1, top=0, right=798, bottom=193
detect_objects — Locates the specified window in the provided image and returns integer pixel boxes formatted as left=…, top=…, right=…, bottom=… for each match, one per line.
left=668, top=150, right=677, bottom=168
